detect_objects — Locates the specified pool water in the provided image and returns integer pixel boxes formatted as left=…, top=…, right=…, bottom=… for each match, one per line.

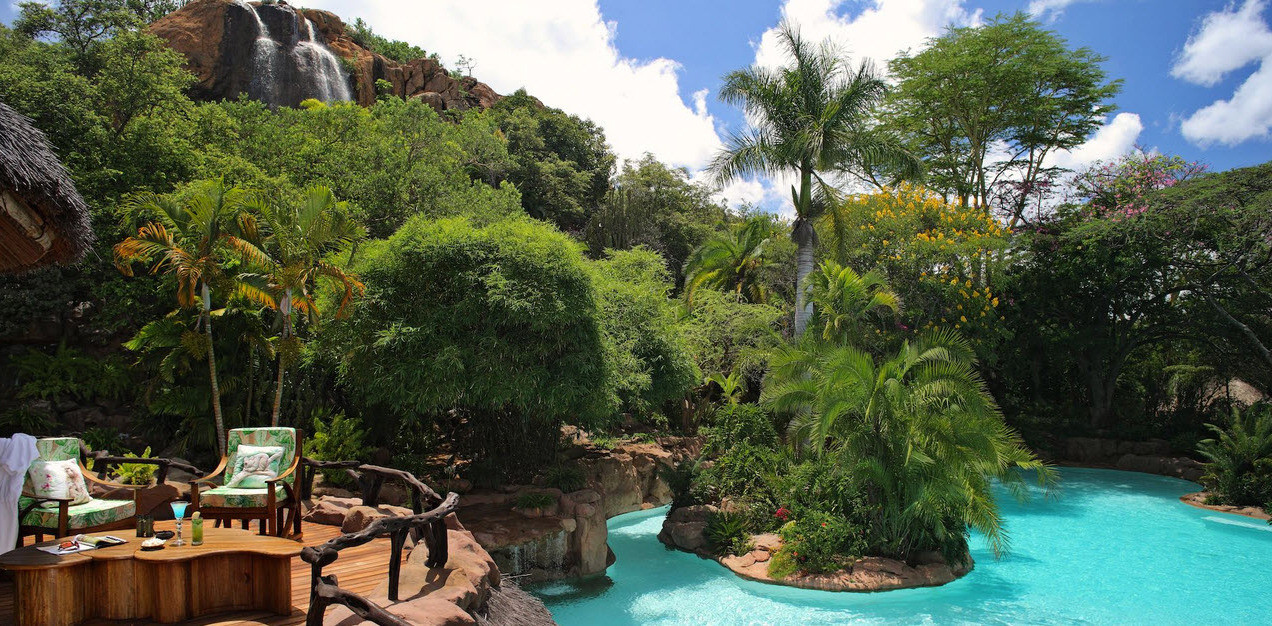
left=533, top=468, right=1272, bottom=625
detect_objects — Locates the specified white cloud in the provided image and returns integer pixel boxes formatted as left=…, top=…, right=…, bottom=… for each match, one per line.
left=302, top=0, right=722, bottom=170
left=754, top=0, right=981, bottom=72
left=1173, top=0, right=1272, bottom=146
left=1171, top=0, right=1272, bottom=87
left=1026, top=0, right=1097, bottom=21
left=1047, top=112, right=1144, bottom=170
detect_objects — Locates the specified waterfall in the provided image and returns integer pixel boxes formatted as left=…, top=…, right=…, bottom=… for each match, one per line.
left=236, top=1, right=282, bottom=105
left=233, top=1, right=352, bottom=106
left=293, top=16, right=353, bottom=103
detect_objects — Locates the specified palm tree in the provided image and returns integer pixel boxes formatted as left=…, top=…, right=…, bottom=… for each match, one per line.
left=237, top=186, right=364, bottom=426
left=712, top=22, right=920, bottom=336
left=763, top=330, right=1052, bottom=560
left=807, top=260, right=899, bottom=345
left=682, top=217, right=777, bottom=306
left=114, top=180, right=256, bottom=455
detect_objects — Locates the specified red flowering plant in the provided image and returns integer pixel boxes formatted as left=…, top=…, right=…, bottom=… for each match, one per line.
left=774, top=507, right=791, bottom=521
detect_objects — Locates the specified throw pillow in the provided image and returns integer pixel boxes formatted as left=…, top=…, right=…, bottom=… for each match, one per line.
left=27, top=459, right=92, bottom=508
left=227, top=444, right=286, bottom=489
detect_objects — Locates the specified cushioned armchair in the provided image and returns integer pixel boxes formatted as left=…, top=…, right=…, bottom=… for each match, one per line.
left=190, top=427, right=303, bottom=538
left=18, top=437, right=142, bottom=543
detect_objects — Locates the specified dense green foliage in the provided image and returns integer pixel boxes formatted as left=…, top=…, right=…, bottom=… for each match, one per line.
left=348, top=17, right=430, bottom=64
left=1198, top=406, right=1272, bottom=508
left=590, top=247, right=699, bottom=419
left=334, top=217, right=613, bottom=477
left=488, top=90, right=614, bottom=232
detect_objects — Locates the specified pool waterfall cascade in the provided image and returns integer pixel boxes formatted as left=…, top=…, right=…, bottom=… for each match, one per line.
left=494, top=528, right=572, bottom=578
left=234, top=1, right=353, bottom=106
left=533, top=468, right=1272, bottom=625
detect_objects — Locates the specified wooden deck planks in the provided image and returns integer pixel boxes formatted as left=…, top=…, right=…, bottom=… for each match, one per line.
left=0, top=523, right=400, bottom=626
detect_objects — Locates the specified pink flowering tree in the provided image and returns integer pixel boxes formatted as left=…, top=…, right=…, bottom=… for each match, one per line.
left=1067, top=149, right=1206, bottom=220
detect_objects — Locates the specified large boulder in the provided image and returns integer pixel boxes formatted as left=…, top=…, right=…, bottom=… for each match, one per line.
left=341, top=505, right=388, bottom=533
left=324, top=525, right=509, bottom=626
left=657, top=504, right=718, bottom=553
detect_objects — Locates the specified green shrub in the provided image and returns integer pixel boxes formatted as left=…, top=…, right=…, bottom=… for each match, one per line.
left=659, top=460, right=702, bottom=509
left=699, top=441, right=781, bottom=501
left=707, top=403, right=777, bottom=452
left=773, top=510, right=867, bottom=575
left=544, top=465, right=586, bottom=493
left=81, top=427, right=123, bottom=453
left=114, top=447, right=158, bottom=485
left=590, top=247, right=699, bottom=419
left=338, top=217, right=614, bottom=481
left=705, top=511, right=753, bottom=556
left=515, top=492, right=556, bottom=509
left=0, top=407, right=54, bottom=437
left=766, top=539, right=799, bottom=579
left=11, top=345, right=131, bottom=402
left=305, top=411, right=369, bottom=488
left=1198, top=405, right=1272, bottom=507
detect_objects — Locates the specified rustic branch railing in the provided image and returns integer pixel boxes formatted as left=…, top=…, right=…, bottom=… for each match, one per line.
left=80, top=442, right=204, bottom=484
left=299, top=460, right=460, bottom=626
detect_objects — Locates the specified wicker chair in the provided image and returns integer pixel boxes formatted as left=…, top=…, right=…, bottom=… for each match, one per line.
left=18, top=437, right=142, bottom=543
left=189, top=427, right=303, bottom=538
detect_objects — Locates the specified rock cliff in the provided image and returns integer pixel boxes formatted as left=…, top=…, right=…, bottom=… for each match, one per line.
left=150, top=0, right=501, bottom=112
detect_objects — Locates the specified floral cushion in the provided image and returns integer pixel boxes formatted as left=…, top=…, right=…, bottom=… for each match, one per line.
left=26, top=459, right=92, bottom=506
left=200, top=484, right=287, bottom=508
left=19, top=496, right=135, bottom=530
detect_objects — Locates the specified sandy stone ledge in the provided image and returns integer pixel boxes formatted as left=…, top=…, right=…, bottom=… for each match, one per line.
left=1179, top=492, right=1271, bottom=521
left=658, top=505, right=971, bottom=593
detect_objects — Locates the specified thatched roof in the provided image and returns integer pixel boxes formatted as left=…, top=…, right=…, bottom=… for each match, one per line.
left=0, top=101, right=93, bottom=272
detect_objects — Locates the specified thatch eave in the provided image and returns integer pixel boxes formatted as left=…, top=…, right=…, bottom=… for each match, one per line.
left=0, top=101, right=93, bottom=273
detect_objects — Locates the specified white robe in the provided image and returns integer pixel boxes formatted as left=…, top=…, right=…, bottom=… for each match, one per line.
left=0, top=433, right=38, bottom=553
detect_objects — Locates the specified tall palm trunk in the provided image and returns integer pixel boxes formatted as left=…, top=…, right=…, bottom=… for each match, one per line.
left=270, top=288, right=291, bottom=427
left=203, top=282, right=226, bottom=456
left=792, top=168, right=816, bottom=337
left=793, top=222, right=816, bottom=336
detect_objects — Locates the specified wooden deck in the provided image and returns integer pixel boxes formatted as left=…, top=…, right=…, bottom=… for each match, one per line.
left=0, top=523, right=397, bottom=626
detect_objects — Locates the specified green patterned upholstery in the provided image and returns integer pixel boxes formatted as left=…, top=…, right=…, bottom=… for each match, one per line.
left=199, top=484, right=287, bottom=508
left=206, top=428, right=297, bottom=509
left=34, top=437, right=80, bottom=462
left=19, top=496, right=135, bottom=529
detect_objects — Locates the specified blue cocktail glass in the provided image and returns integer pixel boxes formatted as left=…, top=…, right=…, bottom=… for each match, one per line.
left=170, top=501, right=189, bottom=546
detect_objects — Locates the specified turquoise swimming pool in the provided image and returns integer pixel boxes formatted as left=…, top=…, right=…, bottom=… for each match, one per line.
left=533, top=468, right=1272, bottom=625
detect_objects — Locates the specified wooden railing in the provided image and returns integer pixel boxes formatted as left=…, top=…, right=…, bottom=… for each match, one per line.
left=299, top=460, right=460, bottom=626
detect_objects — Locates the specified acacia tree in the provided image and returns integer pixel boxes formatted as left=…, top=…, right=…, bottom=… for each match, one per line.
left=712, top=22, right=919, bottom=336
left=237, top=186, right=364, bottom=427
left=114, top=180, right=256, bottom=455
left=887, top=12, right=1120, bottom=224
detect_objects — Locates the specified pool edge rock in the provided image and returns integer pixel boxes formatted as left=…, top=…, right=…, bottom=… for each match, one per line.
left=1179, top=491, right=1270, bottom=521
left=658, top=505, right=972, bottom=592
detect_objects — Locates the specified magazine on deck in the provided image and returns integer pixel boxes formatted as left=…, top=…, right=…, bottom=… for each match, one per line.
left=36, top=534, right=128, bottom=555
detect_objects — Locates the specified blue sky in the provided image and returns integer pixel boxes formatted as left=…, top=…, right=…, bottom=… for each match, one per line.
left=4, top=0, right=1270, bottom=209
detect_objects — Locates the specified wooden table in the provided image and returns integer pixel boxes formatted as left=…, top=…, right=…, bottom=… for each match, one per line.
left=0, top=521, right=301, bottom=625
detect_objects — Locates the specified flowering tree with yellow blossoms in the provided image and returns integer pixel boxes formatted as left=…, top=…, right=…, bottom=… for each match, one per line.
left=820, top=184, right=1010, bottom=354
